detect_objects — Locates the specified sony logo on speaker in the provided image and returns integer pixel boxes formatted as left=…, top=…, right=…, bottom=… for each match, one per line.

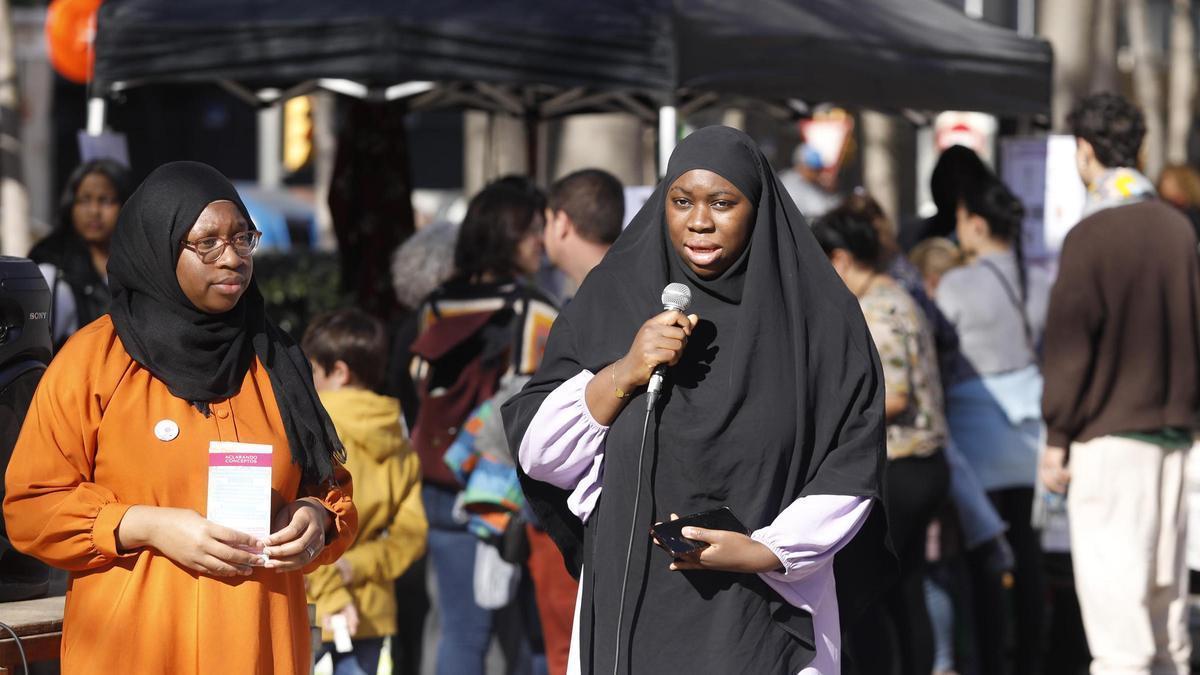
left=28, top=312, right=47, bottom=321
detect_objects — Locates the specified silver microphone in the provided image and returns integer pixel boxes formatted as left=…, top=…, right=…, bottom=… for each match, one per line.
left=646, top=283, right=692, bottom=411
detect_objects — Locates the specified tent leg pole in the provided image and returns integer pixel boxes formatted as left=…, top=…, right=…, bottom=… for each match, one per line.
left=258, top=101, right=282, bottom=190
left=657, top=105, right=677, bottom=177
left=86, top=97, right=106, bottom=136
left=525, top=114, right=539, bottom=181
left=1017, top=0, right=1035, bottom=36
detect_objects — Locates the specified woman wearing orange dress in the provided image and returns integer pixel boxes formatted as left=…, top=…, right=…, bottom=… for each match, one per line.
left=3, top=161, right=357, bottom=674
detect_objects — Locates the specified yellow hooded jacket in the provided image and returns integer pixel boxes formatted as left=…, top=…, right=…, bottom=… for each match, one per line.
left=307, top=388, right=427, bottom=640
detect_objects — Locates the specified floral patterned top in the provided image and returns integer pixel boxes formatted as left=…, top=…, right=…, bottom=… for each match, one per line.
left=859, top=279, right=947, bottom=460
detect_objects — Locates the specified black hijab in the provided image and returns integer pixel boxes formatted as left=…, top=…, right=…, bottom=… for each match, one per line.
left=503, top=127, right=893, bottom=673
left=108, top=161, right=345, bottom=485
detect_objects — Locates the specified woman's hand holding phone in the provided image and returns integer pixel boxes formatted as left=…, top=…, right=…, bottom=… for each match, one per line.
left=655, top=513, right=783, bottom=574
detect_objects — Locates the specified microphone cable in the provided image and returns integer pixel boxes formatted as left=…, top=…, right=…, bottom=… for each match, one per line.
left=612, top=282, right=690, bottom=674
left=612, top=401, right=654, bottom=675
left=0, top=620, right=28, bottom=675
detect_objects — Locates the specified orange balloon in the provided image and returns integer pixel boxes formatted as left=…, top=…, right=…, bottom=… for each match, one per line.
left=45, top=0, right=102, bottom=84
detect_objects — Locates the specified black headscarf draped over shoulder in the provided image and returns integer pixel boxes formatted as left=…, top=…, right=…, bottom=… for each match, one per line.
left=108, top=161, right=345, bottom=485
left=504, top=126, right=894, bottom=673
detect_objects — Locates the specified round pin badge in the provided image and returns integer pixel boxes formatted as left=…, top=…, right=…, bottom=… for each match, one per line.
left=154, top=419, right=180, bottom=442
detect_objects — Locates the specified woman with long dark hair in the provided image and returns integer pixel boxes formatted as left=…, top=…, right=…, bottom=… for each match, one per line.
left=406, top=176, right=558, bottom=675
left=935, top=174, right=1050, bottom=674
left=29, top=159, right=132, bottom=348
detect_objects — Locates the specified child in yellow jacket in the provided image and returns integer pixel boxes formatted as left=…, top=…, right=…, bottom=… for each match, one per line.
left=303, top=309, right=427, bottom=675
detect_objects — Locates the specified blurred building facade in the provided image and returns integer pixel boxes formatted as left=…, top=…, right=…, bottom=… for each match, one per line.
left=7, top=0, right=1200, bottom=250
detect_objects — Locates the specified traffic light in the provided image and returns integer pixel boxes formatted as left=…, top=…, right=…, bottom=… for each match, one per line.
left=283, top=96, right=312, bottom=173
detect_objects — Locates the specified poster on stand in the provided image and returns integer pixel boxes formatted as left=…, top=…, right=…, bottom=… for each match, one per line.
left=999, top=135, right=1086, bottom=266
left=1000, top=137, right=1049, bottom=262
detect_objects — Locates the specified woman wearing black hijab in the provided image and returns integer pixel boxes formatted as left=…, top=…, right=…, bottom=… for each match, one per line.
left=503, top=127, right=892, bottom=673
left=4, top=162, right=357, bottom=674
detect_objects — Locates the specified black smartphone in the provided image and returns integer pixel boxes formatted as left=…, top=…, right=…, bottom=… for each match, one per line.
left=650, top=507, right=748, bottom=558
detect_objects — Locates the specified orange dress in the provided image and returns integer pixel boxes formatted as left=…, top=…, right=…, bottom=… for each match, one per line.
left=3, top=316, right=357, bottom=674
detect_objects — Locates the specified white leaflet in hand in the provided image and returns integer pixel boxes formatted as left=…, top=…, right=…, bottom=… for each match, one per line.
left=330, top=614, right=354, bottom=653
left=207, top=441, right=272, bottom=557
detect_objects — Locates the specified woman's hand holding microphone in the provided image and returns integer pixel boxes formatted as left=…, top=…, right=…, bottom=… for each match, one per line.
left=584, top=310, right=699, bottom=426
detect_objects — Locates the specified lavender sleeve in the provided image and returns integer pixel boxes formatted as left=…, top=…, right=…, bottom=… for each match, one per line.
left=517, top=370, right=607, bottom=521
left=751, top=495, right=873, bottom=675
left=751, top=494, right=872, bottom=583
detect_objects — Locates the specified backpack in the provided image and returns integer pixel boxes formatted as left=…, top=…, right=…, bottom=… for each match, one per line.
left=408, top=287, right=527, bottom=488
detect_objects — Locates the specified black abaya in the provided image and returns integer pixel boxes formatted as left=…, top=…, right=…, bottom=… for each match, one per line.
left=503, top=126, right=894, bottom=673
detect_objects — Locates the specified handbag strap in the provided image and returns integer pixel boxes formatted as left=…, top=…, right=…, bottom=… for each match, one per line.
left=978, top=258, right=1034, bottom=352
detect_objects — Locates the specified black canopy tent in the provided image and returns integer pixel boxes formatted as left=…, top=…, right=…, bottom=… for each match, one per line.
left=88, top=0, right=1052, bottom=324
left=93, top=1, right=675, bottom=120
left=93, top=0, right=1052, bottom=118
left=674, top=0, right=1052, bottom=117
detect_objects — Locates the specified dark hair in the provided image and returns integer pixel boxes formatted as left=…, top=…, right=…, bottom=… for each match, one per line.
left=962, top=175, right=1029, bottom=302
left=836, top=191, right=886, bottom=224
left=1068, top=93, right=1146, bottom=169
left=301, top=308, right=388, bottom=391
left=57, top=159, right=133, bottom=232
left=831, top=191, right=898, bottom=263
left=811, top=210, right=882, bottom=269
left=454, top=176, right=546, bottom=282
left=930, top=145, right=988, bottom=225
left=548, top=169, right=624, bottom=245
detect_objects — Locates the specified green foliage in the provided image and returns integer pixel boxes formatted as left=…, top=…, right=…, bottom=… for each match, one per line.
left=254, top=251, right=347, bottom=339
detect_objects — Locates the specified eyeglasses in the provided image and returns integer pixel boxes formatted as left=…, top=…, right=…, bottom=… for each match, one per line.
left=181, top=231, right=262, bottom=263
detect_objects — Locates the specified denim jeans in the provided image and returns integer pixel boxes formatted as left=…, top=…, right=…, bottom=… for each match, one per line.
left=923, top=567, right=955, bottom=673
left=425, top=484, right=494, bottom=675
left=316, top=637, right=385, bottom=675
left=944, top=439, right=1007, bottom=548
left=424, top=484, right=545, bottom=675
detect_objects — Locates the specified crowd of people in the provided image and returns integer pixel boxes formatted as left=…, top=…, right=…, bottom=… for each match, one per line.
left=0, top=89, right=1198, bottom=675
left=824, top=92, right=1198, bottom=675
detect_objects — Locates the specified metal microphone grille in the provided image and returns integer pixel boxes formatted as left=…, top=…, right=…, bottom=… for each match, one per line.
left=661, top=283, right=692, bottom=312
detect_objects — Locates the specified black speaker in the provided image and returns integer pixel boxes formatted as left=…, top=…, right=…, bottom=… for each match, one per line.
left=0, top=257, right=52, bottom=368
